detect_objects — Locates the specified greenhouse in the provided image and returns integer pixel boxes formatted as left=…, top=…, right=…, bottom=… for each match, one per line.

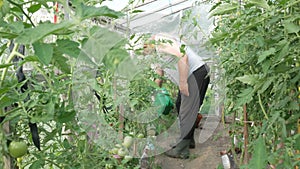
left=0, top=0, right=299, bottom=169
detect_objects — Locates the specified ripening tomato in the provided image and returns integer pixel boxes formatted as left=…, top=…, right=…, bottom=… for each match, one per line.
left=122, top=136, right=133, bottom=148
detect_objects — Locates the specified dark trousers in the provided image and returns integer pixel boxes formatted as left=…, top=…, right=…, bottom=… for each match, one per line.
left=176, top=64, right=210, bottom=140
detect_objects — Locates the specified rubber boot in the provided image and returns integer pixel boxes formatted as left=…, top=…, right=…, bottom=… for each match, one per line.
left=165, top=139, right=190, bottom=159
left=189, top=137, right=195, bottom=149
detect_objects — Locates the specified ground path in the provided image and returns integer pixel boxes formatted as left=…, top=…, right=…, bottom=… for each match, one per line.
left=155, top=115, right=232, bottom=169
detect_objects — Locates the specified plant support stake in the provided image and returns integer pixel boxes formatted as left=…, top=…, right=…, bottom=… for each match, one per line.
left=243, top=104, right=249, bottom=165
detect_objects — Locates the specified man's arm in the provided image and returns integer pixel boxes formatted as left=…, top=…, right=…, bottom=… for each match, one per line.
left=155, top=35, right=190, bottom=96
left=178, top=55, right=189, bottom=96
left=155, top=67, right=164, bottom=88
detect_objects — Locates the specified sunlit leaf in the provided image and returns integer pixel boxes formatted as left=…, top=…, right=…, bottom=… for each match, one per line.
left=16, top=21, right=73, bottom=44
left=236, top=74, right=259, bottom=85
left=77, top=4, right=124, bottom=20
left=248, top=0, right=270, bottom=9
left=209, top=3, right=239, bottom=17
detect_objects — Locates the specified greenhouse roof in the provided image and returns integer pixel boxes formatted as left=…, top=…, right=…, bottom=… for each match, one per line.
left=101, top=0, right=202, bottom=33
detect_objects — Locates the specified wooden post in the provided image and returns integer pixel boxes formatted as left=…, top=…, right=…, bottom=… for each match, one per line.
left=119, top=104, right=124, bottom=140
left=296, top=119, right=300, bottom=169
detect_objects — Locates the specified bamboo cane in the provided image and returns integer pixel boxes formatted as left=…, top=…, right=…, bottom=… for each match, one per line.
left=243, top=104, right=249, bottom=165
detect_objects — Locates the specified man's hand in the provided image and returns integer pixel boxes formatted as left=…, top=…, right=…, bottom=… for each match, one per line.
left=179, top=81, right=189, bottom=96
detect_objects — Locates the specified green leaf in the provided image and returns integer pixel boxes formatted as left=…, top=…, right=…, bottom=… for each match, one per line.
left=7, top=21, right=24, bottom=34
left=77, top=4, right=124, bottom=20
left=33, top=42, right=53, bottom=65
left=132, top=10, right=144, bottom=13
left=16, top=21, right=73, bottom=44
left=258, top=77, right=274, bottom=94
left=276, top=42, right=289, bottom=63
left=55, top=110, right=76, bottom=123
left=56, top=39, right=80, bottom=58
left=237, top=87, right=254, bottom=105
left=284, top=21, right=300, bottom=34
left=0, top=0, right=10, bottom=18
left=27, top=3, right=41, bottom=13
left=31, top=99, right=55, bottom=123
left=209, top=3, right=239, bottom=17
left=288, top=100, right=299, bottom=110
left=236, top=74, right=259, bottom=85
left=0, top=94, right=18, bottom=109
left=29, top=159, right=44, bottom=169
left=0, top=63, right=13, bottom=69
left=248, top=136, right=268, bottom=169
left=257, top=48, right=276, bottom=64
left=78, top=27, right=126, bottom=65
left=261, top=59, right=271, bottom=74
left=52, top=51, right=71, bottom=73
left=295, top=134, right=300, bottom=151
left=248, top=0, right=270, bottom=9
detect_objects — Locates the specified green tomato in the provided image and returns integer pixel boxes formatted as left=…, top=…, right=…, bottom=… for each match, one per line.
left=122, top=136, right=133, bottom=148
left=9, top=141, right=28, bottom=158
left=105, top=164, right=113, bottom=169
left=124, top=155, right=133, bottom=161
left=110, top=148, right=119, bottom=154
left=137, top=133, right=144, bottom=138
left=115, top=144, right=122, bottom=148
left=118, top=148, right=128, bottom=157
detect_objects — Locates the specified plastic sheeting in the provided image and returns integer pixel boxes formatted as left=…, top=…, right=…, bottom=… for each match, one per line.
left=125, top=2, right=215, bottom=59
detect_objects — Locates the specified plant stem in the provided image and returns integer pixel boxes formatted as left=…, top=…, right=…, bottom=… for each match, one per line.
left=258, top=94, right=268, bottom=120
left=0, top=44, right=19, bottom=87
left=31, top=63, right=52, bottom=87
left=6, top=0, right=36, bottom=27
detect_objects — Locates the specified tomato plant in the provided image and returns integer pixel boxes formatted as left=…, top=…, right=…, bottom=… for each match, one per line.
left=209, top=0, right=300, bottom=168
left=0, top=0, right=180, bottom=168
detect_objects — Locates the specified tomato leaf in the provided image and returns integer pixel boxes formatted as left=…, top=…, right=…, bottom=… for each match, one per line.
left=55, top=110, right=76, bottom=123
left=248, top=0, right=270, bottom=9
left=56, top=39, right=80, bottom=58
left=16, top=21, right=73, bottom=44
left=257, top=48, right=276, bottom=64
left=284, top=21, right=300, bottom=34
left=248, top=136, right=268, bottom=169
left=29, top=159, right=44, bottom=169
left=236, top=74, right=259, bottom=85
left=76, top=4, right=124, bottom=20
left=236, top=87, right=254, bottom=106
left=33, top=42, right=53, bottom=65
left=27, top=3, right=41, bottom=13
left=51, top=51, right=71, bottom=74
left=209, top=3, right=239, bottom=17
left=0, top=63, right=13, bottom=69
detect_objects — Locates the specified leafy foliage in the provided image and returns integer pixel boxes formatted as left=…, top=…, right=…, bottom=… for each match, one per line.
left=209, top=0, right=300, bottom=168
left=0, top=0, right=147, bottom=168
